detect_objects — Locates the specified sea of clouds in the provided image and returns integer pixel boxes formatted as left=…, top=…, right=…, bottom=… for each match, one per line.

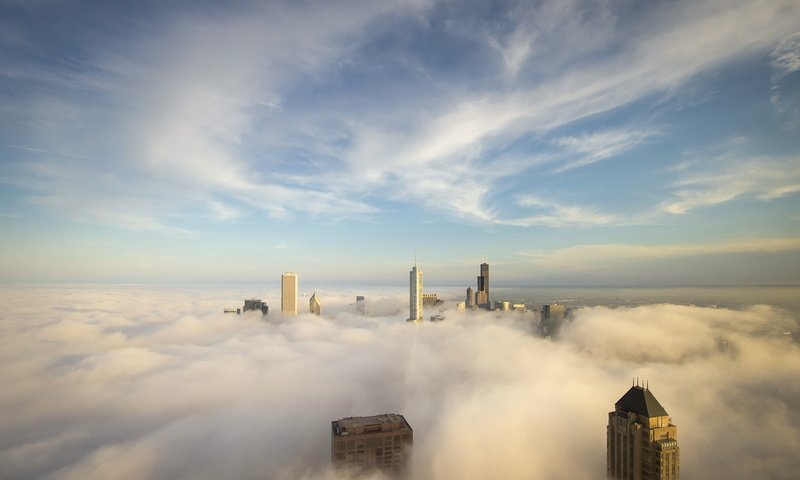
left=1, top=286, right=798, bottom=479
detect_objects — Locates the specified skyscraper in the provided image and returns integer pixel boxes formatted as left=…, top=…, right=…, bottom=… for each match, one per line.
left=281, top=272, right=298, bottom=315
left=409, top=264, right=423, bottom=322
left=608, top=384, right=680, bottom=480
left=309, top=291, right=321, bottom=315
left=476, top=261, right=490, bottom=309
left=465, top=286, right=474, bottom=309
left=331, top=414, right=413, bottom=476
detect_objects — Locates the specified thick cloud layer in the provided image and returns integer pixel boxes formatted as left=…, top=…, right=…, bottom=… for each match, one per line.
left=0, top=286, right=798, bottom=479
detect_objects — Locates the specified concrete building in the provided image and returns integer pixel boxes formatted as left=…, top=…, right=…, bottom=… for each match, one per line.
left=608, top=384, right=680, bottom=480
left=309, top=292, right=321, bottom=315
left=465, top=287, right=475, bottom=309
left=281, top=272, right=298, bottom=315
left=243, top=299, right=268, bottom=316
left=331, top=414, right=413, bottom=476
left=476, top=261, right=490, bottom=309
left=422, top=293, right=442, bottom=306
left=495, top=300, right=511, bottom=311
left=409, top=264, right=423, bottom=322
left=541, top=303, right=566, bottom=336
left=356, top=296, right=366, bottom=315
left=456, top=301, right=466, bottom=312
left=512, top=303, right=526, bottom=312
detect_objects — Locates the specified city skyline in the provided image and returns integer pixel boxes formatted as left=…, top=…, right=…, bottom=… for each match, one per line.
left=1, top=0, right=799, bottom=286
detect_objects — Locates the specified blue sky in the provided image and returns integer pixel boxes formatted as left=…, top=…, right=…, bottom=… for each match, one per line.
left=1, top=0, right=799, bottom=285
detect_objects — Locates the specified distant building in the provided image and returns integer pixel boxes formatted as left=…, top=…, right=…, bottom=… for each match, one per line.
left=541, top=303, right=566, bottom=336
left=281, top=272, right=298, bottom=315
left=309, top=292, right=321, bottom=315
left=356, top=296, right=366, bottom=314
left=495, top=300, right=511, bottom=311
left=331, top=414, right=413, bottom=476
left=465, top=287, right=475, bottom=309
left=243, top=299, right=268, bottom=316
left=422, top=293, right=443, bottom=306
left=608, top=384, right=680, bottom=479
left=456, top=301, right=466, bottom=312
left=223, top=308, right=240, bottom=314
left=476, top=261, right=490, bottom=309
left=512, top=303, right=526, bottom=312
left=409, top=264, right=423, bottom=322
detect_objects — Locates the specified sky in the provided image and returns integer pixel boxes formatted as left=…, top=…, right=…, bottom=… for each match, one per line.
left=1, top=0, right=800, bottom=285
left=1, top=286, right=798, bottom=479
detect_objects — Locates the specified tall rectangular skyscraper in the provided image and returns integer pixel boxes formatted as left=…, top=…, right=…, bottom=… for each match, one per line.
left=409, top=265, right=423, bottom=322
left=476, top=261, right=490, bottom=309
left=608, top=384, right=680, bottom=479
left=281, top=272, right=298, bottom=315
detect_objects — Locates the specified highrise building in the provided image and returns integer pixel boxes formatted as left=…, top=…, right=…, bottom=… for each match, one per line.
left=608, top=384, right=680, bottom=480
left=331, top=414, right=413, bottom=476
left=243, top=299, right=268, bottom=316
left=541, top=303, right=566, bottom=336
left=281, top=272, right=298, bottom=315
left=309, top=292, right=321, bottom=315
left=409, top=264, right=423, bottom=322
left=476, top=261, right=490, bottom=309
left=465, top=286, right=474, bottom=309
left=356, top=296, right=366, bottom=315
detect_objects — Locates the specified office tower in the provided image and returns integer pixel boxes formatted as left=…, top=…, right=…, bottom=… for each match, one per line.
left=356, top=296, right=366, bottom=314
left=409, top=264, right=423, bottom=322
left=243, top=299, right=268, bottom=316
left=608, top=384, right=680, bottom=480
left=541, top=303, right=566, bottom=336
left=476, top=261, right=490, bottom=309
left=309, top=292, right=321, bottom=315
left=331, top=414, right=413, bottom=476
left=457, top=301, right=466, bottom=312
left=465, top=287, right=474, bottom=309
left=422, top=293, right=442, bottom=306
left=495, top=300, right=510, bottom=311
left=281, top=272, right=298, bottom=315
left=512, top=303, right=526, bottom=312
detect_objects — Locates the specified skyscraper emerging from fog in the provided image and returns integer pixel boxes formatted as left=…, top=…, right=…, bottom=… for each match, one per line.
left=309, top=291, right=321, bottom=315
left=331, top=414, right=413, bottom=475
left=608, top=384, right=680, bottom=480
left=409, top=264, right=423, bottom=322
left=465, top=286, right=475, bottom=309
left=476, top=260, right=490, bottom=309
left=281, top=272, right=298, bottom=315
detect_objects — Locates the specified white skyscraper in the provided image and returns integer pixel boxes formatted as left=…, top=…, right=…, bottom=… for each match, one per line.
left=409, top=264, right=423, bottom=322
left=281, top=272, right=298, bottom=315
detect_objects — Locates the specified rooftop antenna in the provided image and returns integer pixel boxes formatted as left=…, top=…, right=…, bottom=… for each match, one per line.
left=646, top=379, right=649, bottom=390
left=632, top=377, right=634, bottom=387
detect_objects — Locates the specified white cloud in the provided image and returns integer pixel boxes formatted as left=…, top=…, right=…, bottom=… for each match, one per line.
left=509, top=195, right=619, bottom=227
left=660, top=154, right=800, bottom=214
left=0, top=286, right=798, bottom=479
left=521, top=237, right=800, bottom=270
left=551, top=128, right=660, bottom=172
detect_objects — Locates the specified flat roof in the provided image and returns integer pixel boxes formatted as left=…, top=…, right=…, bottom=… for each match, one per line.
left=331, top=414, right=412, bottom=436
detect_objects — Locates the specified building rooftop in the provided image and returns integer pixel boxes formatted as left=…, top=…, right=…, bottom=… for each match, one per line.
left=332, top=414, right=412, bottom=436
left=615, top=385, right=669, bottom=418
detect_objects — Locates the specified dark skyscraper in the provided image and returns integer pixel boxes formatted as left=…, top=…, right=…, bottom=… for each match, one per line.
left=608, top=384, right=680, bottom=480
left=476, top=261, right=490, bottom=309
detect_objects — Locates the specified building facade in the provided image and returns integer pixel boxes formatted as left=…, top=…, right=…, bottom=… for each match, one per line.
left=465, top=286, right=475, bottom=309
left=476, top=261, right=490, bottom=309
left=409, top=265, right=423, bottom=322
left=309, top=292, right=321, bottom=315
left=331, top=414, right=413, bottom=476
left=281, top=272, right=298, bottom=315
left=608, top=385, right=680, bottom=480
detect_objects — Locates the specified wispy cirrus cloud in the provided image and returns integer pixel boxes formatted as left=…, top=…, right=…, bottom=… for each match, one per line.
left=551, top=128, right=660, bottom=172
left=522, top=237, right=800, bottom=270
left=660, top=153, right=800, bottom=214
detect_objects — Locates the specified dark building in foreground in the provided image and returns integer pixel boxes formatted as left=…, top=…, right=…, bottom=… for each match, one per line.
left=331, top=414, right=413, bottom=476
left=608, top=384, right=680, bottom=480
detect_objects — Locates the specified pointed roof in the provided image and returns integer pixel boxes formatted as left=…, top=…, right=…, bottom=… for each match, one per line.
left=615, top=386, right=669, bottom=417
